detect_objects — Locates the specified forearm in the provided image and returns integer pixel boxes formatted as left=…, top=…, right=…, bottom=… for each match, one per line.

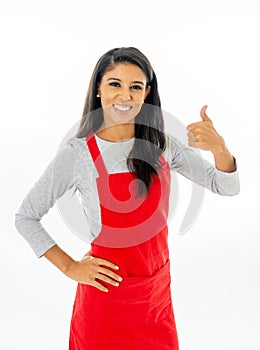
left=212, top=144, right=236, bottom=173
left=169, top=135, right=239, bottom=195
left=43, top=244, right=75, bottom=276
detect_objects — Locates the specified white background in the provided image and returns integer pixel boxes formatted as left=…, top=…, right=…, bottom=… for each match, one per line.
left=1, top=0, right=259, bottom=349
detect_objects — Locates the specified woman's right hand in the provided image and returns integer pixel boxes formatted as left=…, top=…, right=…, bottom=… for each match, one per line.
left=65, top=250, right=123, bottom=292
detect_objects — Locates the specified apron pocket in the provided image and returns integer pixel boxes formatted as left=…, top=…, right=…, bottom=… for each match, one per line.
left=109, top=259, right=172, bottom=329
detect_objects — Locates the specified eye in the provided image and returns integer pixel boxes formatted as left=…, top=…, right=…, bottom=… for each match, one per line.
left=131, top=85, right=143, bottom=90
left=109, top=82, right=120, bottom=87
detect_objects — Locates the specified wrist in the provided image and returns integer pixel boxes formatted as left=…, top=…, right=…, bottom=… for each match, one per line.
left=213, top=149, right=236, bottom=173
left=43, top=245, right=77, bottom=277
left=63, top=259, right=77, bottom=278
left=211, top=136, right=226, bottom=156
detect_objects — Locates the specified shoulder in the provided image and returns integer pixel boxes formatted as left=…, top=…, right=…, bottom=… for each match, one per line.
left=65, top=135, right=87, bottom=149
left=50, top=135, right=89, bottom=169
left=163, top=132, right=185, bottom=162
left=58, top=135, right=87, bottom=157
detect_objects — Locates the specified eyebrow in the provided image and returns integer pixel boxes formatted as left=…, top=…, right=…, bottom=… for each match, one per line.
left=107, top=78, right=145, bottom=85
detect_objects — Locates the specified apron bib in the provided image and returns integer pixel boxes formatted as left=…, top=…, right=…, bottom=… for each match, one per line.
left=69, top=132, right=179, bottom=350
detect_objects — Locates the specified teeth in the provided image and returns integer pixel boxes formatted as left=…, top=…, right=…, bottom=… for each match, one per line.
left=114, top=104, right=131, bottom=111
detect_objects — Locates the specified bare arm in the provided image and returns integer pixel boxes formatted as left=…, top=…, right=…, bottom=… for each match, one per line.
left=212, top=146, right=236, bottom=173
left=43, top=244, right=75, bottom=275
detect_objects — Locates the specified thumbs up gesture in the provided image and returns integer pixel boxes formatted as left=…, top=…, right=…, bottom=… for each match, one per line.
left=187, top=105, right=225, bottom=153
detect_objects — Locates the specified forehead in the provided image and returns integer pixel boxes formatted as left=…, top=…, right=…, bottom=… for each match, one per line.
left=102, top=63, right=147, bottom=81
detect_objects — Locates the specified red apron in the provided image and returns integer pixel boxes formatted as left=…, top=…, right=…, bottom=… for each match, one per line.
left=69, top=132, right=179, bottom=350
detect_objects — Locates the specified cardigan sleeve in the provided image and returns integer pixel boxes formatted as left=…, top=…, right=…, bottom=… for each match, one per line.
left=14, top=137, right=84, bottom=258
left=165, top=133, right=240, bottom=196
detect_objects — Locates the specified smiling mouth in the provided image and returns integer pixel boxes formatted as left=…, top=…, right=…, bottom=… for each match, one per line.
left=113, top=104, right=133, bottom=112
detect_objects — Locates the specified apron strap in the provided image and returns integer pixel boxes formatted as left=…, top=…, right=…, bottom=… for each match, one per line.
left=86, top=131, right=108, bottom=177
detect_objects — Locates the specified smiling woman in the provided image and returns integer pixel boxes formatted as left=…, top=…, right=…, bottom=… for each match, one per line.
left=15, top=47, right=239, bottom=350
left=77, top=47, right=166, bottom=197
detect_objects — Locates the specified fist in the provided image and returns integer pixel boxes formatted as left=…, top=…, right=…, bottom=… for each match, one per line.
left=187, top=105, right=224, bottom=153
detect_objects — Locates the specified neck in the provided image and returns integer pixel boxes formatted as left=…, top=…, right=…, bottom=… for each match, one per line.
left=96, top=123, right=135, bottom=142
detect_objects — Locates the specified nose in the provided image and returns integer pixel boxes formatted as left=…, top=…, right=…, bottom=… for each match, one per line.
left=118, top=88, right=131, bottom=101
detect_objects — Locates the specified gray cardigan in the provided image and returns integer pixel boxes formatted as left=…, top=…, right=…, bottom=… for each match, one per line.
left=14, top=133, right=240, bottom=258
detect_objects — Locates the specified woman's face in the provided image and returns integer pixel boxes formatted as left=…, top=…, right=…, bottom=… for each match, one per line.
left=97, top=62, right=151, bottom=127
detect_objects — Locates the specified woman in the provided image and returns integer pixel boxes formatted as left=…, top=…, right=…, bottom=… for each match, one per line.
left=15, top=47, right=239, bottom=350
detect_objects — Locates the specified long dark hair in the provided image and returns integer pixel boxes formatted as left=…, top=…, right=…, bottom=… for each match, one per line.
left=76, top=47, right=166, bottom=196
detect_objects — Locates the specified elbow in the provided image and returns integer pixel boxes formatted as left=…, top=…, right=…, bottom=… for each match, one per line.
left=14, top=213, right=22, bottom=233
left=232, top=184, right=240, bottom=196
left=215, top=184, right=240, bottom=196
left=223, top=188, right=240, bottom=196
left=14, top=212, right=29, bottom=235
left=14, top=212, right=29, bottom=239
left=212, top=173, right=240, bottom=196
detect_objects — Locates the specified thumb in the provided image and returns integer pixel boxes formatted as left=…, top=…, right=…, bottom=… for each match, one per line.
left=200, top=105, right=212, bottom=122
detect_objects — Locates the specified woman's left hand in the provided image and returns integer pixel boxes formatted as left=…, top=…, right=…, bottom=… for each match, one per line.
left=187, top=105, right=225, bottom=154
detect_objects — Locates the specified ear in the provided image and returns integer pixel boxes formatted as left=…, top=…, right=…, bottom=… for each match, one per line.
left=96, top=84, right=101, bottom=97
left=144, top=85, right=151, bottom=100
